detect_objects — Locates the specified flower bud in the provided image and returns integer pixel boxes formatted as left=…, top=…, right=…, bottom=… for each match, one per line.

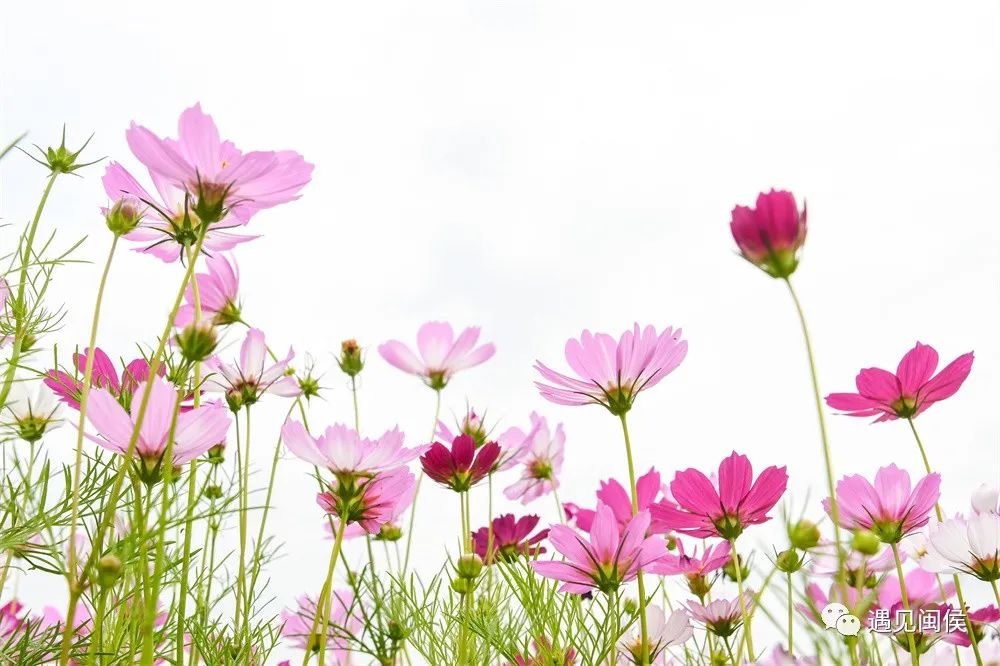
left=377, top=523, right=402, bottom=542
left=788, top=520, right=821, bottom=550
left=687, top=574, right=711, bottom=598
left=35, top=127, right=98, bottom=175
left=337, top=339, right=364, bottom=377
left=730, top=189, right=807, bottom=279
left=450, top=577, right=473, bottom=595
left=204, top=484, right=223, bottom=500
left=106, top=199, right=143, bottom=236
left=176, top=321, right=218, bottom=363
left=387, top=620, right=408, bottom=642
left=96, top=554, right=123, bottom=588
left=775, top=549, right=805, bottom=573
left=456, top=553, right=483, bottom=580
left=665, top=534, right=678, bottom=551
left=852, top=529, right=882, bottom=556
left=622, top=597, right=639, bottom=615
left=723, top=554, right=749, bottom=583
left=206, top=444, right=225, bottom=465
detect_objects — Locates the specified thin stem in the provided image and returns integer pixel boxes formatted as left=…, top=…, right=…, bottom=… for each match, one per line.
left=66, top=234, right=119, bottom=602
left=239, top=407, right=253, bottom=637
left=551, top=483, right=566, bottom=525
left=728, top=538, right=753, bottom=663
left=618, top=413, right=650, bottom=665
left=402, top=388, right=442, bottom=575
left=350, top=375, right=360, bottom=431
left=307, top=518, right=347, bottom=666
left=890, top=542, right=919, bottom=665
left=786, top=572, right=794, bottom=656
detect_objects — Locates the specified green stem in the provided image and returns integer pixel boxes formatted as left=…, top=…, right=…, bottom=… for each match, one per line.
left=238, top=407, right=253, bottom=636
left=786, top=572, right=794, bottom=656
left=618, top=413, right=650, bottom=665
left=728, top=538, right=753, bottom=663
left=84, top=588, right=108, bottom=666
left=402, top=388, right=442, bottom=575
left=891, top=542, right=919, bottom=665
left=551, top=483, right=566, bottom=526
left=307, top=518, right=347, bottom=666
left=350, top=375, right=360, bottom=431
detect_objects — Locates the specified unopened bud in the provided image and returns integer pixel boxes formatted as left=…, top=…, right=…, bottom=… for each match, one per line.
left=456, top=553, right=483, bottom=580
left=204, top=484, right=223, bottom=500
left=852, top=529, right=881, bottom=556
left=106, top=199, right=143, bottom=235
left=665, top=534, right=678, bottom=551
left=176, top=321, right=218, bottom=363
left=377, top=523, right=402, bottom=542
left=776, top=549, right=805, bottom=573
left=96, top=554, right=123, bottom=587
left=450, top=577, right=473, bottom=595
left=387, top=620, right=408, bottom=641
left=788, top=520, right=821, bottom=550
left=687, top=573, right=711, bottom=598
left=337, top=339, right=364, bottom=377
left=723, top=554, right=749, bottom=583
left=622, top=597, right=639, bottom=615
left=206, top=444, right=225, bottom=465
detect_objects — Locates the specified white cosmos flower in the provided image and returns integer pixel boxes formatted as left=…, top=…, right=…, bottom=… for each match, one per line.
left=617, top=605, right=693, bottom=665
left=972, top=483, right=999, bottom=515
left=5, top=381, right=63, bottom=442
left=921, top=512, right=1000, bottom=582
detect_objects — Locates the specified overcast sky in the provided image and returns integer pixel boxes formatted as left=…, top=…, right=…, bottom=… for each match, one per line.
left=3, top=1, right=999, bottom=662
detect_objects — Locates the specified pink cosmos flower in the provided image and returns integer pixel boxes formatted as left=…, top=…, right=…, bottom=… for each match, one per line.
left=944, top=605, right=1000, bottom=646
left=44, top=347, right=164, bottom=411
left=203, top=328, right=300, bottom=409
left=504, top=414, right=565, bottom=504
left=281, top=591, right=358, bottom=665
left=651, top=451, right=788, bottom=540
left=824, top=464, right=940, bottom=543
left=421, top=434, right=500, bottom=492
left=531, top=504, right=665, bottom=595
left=758, top=646, right=817, bottom=666
left=103, top=161, right=258, bottom=263
left=282, top=421, right=423, bottom=478
left=84, top=375, right=231, bottom=482
left=510, top=639, right=576, bottom=666
left=316, top=467, right=416, bottom=535
left=617, top=606, right=692, bottom=665
left=647, top=539, right=731, bottom=577
left=809, top=540, right=897, bottom=582
left=879, top=568, right=953, bottom=611
left=378, top=321, right=495, bottom=390
left=685, top=593, right=755, bottom=638
left=825, top=342, right=974, bottom=422
left=565, top=468, right=672, bottom=535
left=125, top=104, right=313, bottom=224
left=472, top=514, right=548, bottom=564
left=534, top=324, right=687, bottom=415
left=730, top=189, right=807, bottom=278
left=175, top=253, right=241, bottom=327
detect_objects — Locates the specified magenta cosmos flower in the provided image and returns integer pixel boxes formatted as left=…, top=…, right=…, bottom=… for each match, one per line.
left=534, top=324, right=687, bottom=415
left=826, top=342, right=974, bottom=422
left=378, top=321, right=495, bottom=390
left=824, top=464, right=940, bottom=543
left=103, top=161, right=258, bottom=263
left=44, top=347, right=164, bottom=411
left=504, top=413, right=565, bottom=504
left=282, top=421, right=424, bottom=478
left=651, top=451, right=787, bottom=540
left=564, top=468, right=671, bottom=534
left=316, top=467, right=416, bottom=535
left=438, top=407, right=529, bottom=471
left=175, top=253, right=241, bottom=327
left=730, top=189, right=807, bottom=279
left=685, top=593, right=755, bottom=638
left=203, top=328, right=299, bottom=410
left=421, top=434, right=499, bottom=492
left=125, top=104, right=313, bottom=224
left=531, top=503, right=665, bottom=595
left=281, top=591, right=358, bottom=664
left=472, top=514, right=548, bottom=564
left=84, top=374, right=231, bottom=484
left=647, top=539, right=731, bottom=578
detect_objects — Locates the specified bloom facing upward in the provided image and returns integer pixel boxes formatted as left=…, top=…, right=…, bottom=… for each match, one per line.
left=685, top=593, right=754, bottom=638
left=44, top=347, right=164, bottom=411
left=824, top=464, right=940, bottom=543
left=617, top=606, right=692, bottom=665
left=125, top=104, right=313, bottom=224
left=421, top=434, right=499, bottom=492
left=378, top=321, right=495, bottom=390
left=84, top=375, right=231, bottom=483
left=503, top=413, right=566, bottom=504
left=729, top=189, right=807, bottom=278
left=534, top=324, right=687, bottom=415
left=825, top=342, right=974, bottom=422
left=282, top=420, right=424, bottom=479
left=4, top=381, right=63, bottom=443
left=204, top=328, right=299, bottom=410
left=651, top=451, right=788, bottom=540
left=175, top=253, right=241, bottom=327
left=531, top=503, right=665, bottom=595
left=919, top=512, right=1000, bottom=582
left=472, top=514, right=548, bottom=564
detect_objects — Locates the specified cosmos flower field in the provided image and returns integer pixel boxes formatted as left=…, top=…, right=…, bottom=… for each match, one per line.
left=0, top=106, right=996, bottom=666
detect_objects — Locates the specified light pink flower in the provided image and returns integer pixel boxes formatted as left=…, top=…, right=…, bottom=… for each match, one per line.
left=44, top=347, right=165, bottom=411
left=565, top=468, right=672, bottom=535
left=281, top=591, right=358, bottom=665
left=282, top=421, right=423, bottom=478
left=824, top=464, right=940, bottom=543
left=757, top=646, right=817, bottom=666
left=316, top=467, right=416, bottom=534
left=971, top=484, right=999, bottom=515
left=617, top=606, right=692, bottom=665
left=204, top=328, right=299, bottom=409
left=651, top=451, right=787, bottom=540
left=685, top=593, right=754, bottom=638
left=103, top=161, right=258, bottom=263
left=879, top=568, right=953, bottom=611
left=531, top=503, right=665, bottom=595
left=378, top=321, right=495, bottom=390
left=125, top=104, right=313, bottom=223
left=504, top=414, right=565, bottom=504
left=534, top=324, right=687, bottom=415
left=84, top=375, right=230, bottom=480
left=809, top=539, right=897, bottom=581
left=175, top=253, right=241, bottom=327
left=730, top=189, right=807, bottom=278
left=826, top=342, right=974, bottom=422
left=647, top=539, right=731, bottom=577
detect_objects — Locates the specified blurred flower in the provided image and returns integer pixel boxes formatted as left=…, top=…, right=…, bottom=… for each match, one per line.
left=421, top=434, right=499, bottom=492
left=175, top=253, right=241, bottom=327
left=282, top=421, right=423, bottom=479
left=919, top=513, right=1000, bottom=581
left=531, top=504, right=665, bottom=595
left=204, top=328, right=300, bottom=410
left=378, top=321, right=495, bottom=390
left=4, top=381, right=63, bottom=443
left=972, top=484, right=999, bottom=515
left=879, top=568, right=953, bottom=612
left=510, top=638, right=576, bottom=666
left=534, top=324, right=686, bottom=415
left=651, top=451, right=787, bottom=540
left=810, top=540, right=896, bottom=585
left=824, top=464, right=940, bottom=543
left=647, top=539, right=730, bottom=577
left=84, top=374, right=231, bottom=483
left=685, top=593, right=754, bottom=638
left=472, top=514, right=548, bottom=564
left=316, top=467, right=416, bottom=535
left=758, top=645, right=817, bottom=665
left=504, top=414, right=565, bottom=504
left=729, top=189, right=807, bottom=278
left=567, top=467, right=672, bottom=535
left=825, top=342, right=974, bottom=422
left=45, top=347, right=163, bottom=411
left=617, top=605, right=692, bottom=665
left=281, top=591, right=357, bottom=664
left=125, top=104, right=313, bottom=224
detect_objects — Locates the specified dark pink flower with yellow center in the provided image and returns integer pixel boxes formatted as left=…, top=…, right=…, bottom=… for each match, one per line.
left=420, top=434, right=499, bottom=492
left=471, top=514, right=548, bottom=564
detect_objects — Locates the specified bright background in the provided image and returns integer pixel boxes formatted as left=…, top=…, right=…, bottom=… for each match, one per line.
left=3, top=1, right=999, bottom=662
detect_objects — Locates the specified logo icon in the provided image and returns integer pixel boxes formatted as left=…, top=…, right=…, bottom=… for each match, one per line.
left=821, top=603, right=862, bottom=636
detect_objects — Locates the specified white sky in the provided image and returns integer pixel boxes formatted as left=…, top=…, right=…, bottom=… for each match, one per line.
left=3, top=1, right=999, bottom=662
